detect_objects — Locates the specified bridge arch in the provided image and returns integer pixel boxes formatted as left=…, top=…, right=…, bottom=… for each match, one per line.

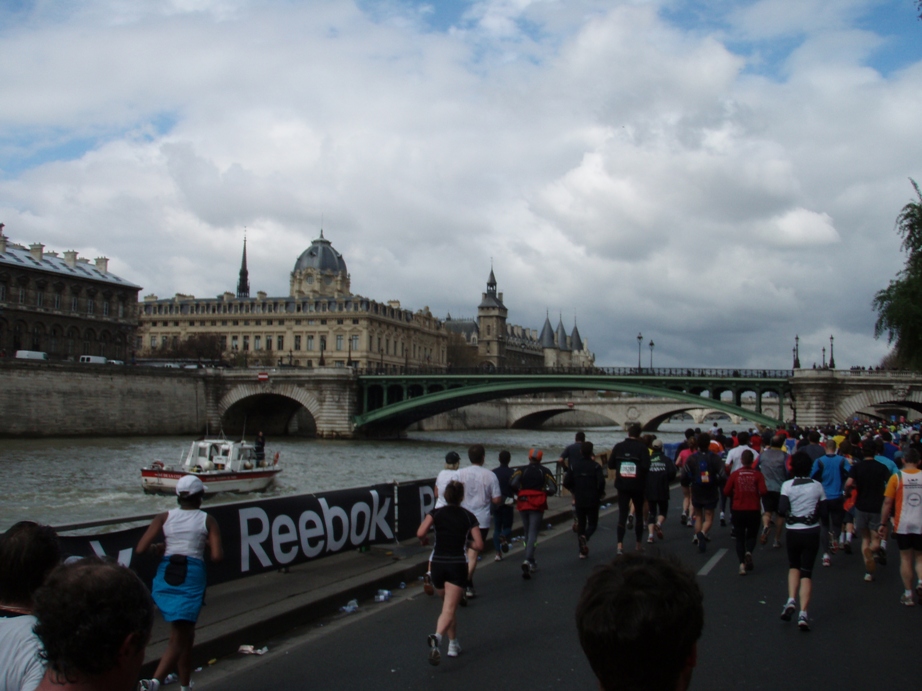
left=218, top=384, right=322, bottom=436
left=833, top=388, right=922, bottom=423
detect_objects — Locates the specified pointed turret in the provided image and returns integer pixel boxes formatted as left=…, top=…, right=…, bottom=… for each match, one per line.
left=539, top=314, right=556, bottom=348
left=570, top=322, right=583, bottom=352
left=556, top=316, right=570, bottom=351
left=236, top=235, right=250, bottom=298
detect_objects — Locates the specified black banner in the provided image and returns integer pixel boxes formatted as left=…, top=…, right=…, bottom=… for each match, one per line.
left=59, top=484, right=396, bottom=586
left=395, top=479, right=436, bottom=541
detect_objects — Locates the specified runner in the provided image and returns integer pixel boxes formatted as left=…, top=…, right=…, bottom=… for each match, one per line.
left=810, top=439, right=849, bottom=567
left=879, top=448, right=922, bottom=605
left=759, top=435, right=790, bottom=549
left=645, top=439, right=676, bottom=544
left=723, top=450, right=767, bottom=575
left=511, top=449, right=558, bottom=578
left=681, top=433, right=726, bottom=553
left=491, top=450, right=515, bottom=561
left=417, top=480, right=483, bottom=665
left=844, top=442, right=892, bottom=582
left=458, top=444, right=501, bottom=599
left=563, top=441, right=606, bottom=559
left=423, top=451, right=462, bottom=595
left=778, top=452, right=827, bottom=632
left=676, top=436, right=698, bottom=527
left=609, top=423, right=651, bottom=555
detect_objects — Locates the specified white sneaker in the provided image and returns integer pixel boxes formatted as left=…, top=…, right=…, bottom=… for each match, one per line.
left=138, top=681, right=161, bottom=691
left=447, top=639, right=462, bottom=657
left=427, top=634, right=441, bottom=666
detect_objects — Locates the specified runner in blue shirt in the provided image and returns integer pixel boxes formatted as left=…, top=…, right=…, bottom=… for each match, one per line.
left=810, top=440, right=849, bottom=567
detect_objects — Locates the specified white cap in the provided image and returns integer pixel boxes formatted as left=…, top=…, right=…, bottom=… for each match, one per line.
left=176, top=475, right=205, bottom=496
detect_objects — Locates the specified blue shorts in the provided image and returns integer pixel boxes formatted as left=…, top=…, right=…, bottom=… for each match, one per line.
left=152, top=556, right=206, bottom=623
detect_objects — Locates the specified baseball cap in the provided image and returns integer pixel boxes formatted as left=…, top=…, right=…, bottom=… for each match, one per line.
left=445, top=451, right=461, bottom=465
left=176, top=475, right=205, bottom=496
left=652, top=439, right=663, bottom=450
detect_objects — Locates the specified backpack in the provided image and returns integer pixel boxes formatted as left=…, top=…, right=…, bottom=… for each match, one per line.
left=694, top=453, right=713, bottom=486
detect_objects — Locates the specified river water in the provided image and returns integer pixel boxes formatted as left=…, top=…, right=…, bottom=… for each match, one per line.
left=0, top=423, right=712, bottom=529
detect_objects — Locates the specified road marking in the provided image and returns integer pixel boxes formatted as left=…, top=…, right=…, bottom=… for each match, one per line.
left=697, top=548, right=728, bottom=576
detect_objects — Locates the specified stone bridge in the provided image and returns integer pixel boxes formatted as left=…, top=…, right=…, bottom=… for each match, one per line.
left=2, top=362, right=920, bottom=438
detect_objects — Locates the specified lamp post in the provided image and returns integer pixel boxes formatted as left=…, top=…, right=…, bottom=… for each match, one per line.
left=829, top=335, right=836, bottom=369
left=649, top=340, right=655, bottom=369
left=637, top=332, right=643, bottom=371
left=822, top=346, right=826, bottom=368
left=794, top=335, right=801, bottom=369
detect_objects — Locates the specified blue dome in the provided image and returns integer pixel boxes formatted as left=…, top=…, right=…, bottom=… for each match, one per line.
left=293, top=233, right=347, bottom=274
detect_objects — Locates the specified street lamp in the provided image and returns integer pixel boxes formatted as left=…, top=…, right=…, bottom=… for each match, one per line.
left=794, top=335, right=801, bottom=369
left=649, top=340, right=655, bottom=369
left=637, top=333, right=643, bottom=371
left=822, top=346, right=826, bottom=368
left=829, top=335, right=836, bottom=369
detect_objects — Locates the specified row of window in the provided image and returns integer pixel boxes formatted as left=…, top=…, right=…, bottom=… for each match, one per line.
left=144, top=300, right=415, bottom=321
left=0, top=284, right=125, bottom=318
left=146, top=318, right=358, bottom=328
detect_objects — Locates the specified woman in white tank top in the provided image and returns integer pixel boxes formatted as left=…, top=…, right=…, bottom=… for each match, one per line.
left=136, top=475, right=222, bottom=691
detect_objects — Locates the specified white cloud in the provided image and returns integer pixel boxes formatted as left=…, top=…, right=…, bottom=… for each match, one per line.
left=0, top=0, right=917, bottom=370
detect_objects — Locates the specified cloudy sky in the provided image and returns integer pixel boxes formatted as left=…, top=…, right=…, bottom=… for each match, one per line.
left=2, top=0, right=921, bottom=369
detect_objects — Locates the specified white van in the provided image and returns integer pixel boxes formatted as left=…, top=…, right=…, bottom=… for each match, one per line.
left=79, top=355, right=108, bottom=364
left=15, top=350, right=49, bottom=361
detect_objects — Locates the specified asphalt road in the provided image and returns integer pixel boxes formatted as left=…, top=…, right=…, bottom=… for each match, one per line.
left=190, top=489, right=919, bottom=690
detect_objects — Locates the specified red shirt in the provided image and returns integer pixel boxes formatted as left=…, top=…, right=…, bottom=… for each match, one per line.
left=724, top=467, right=768, bottom=511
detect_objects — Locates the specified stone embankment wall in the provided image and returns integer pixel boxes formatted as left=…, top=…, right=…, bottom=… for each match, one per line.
left=0, top=362, right=208, bottom=437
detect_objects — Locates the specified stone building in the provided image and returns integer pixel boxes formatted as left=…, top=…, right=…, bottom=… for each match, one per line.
left=0, top=226, right=141, bottom=360
left=443, top=269, right=595, bottom=370
left=137, top=232, right=447, bottom=370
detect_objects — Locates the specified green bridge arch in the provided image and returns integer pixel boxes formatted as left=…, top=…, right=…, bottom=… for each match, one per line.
left=354, top=373, right=788, bottom=431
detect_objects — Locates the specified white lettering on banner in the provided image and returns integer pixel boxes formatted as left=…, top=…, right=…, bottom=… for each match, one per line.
left=319, top=498, right=349, bottom=553
left=419, top=486, right=434, bottom=523
left=239, top=507, right=272, bottom=572
left=272, top=514, right=299, bottom=564
left=370, top=490, right=394, bottom=541
left=350, top=502, right=371, bottom=544
left=298, top=510, right=325, bottom=558
left=90, top=540, right=132, bottom=568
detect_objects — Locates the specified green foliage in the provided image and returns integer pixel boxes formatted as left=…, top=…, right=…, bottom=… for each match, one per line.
left=873, top=179, right=922, bottom=369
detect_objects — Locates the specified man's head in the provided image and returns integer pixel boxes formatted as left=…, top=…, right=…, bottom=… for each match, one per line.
left=627, top=423, right=641, bottom=439
left=576, top=554, right=703, bottom=691
left=33, top=558, right=154, bottom=688
left=904, top=448, right=920, bottom=468
left=825, top=439, right=837, bottom=453
left=575, top=431, right=586, bottom=442
left=468, top=444, right=485, bottom=465
left=445, top=451, right=461, bottom=470
left=808, top=430, right=821, bottom=444
left=790, top=451, right=813, bottom=478
left=528, top=448, right=544, bottom=463
left=741, top=450, right=754, bottom=467
left=696, top=433, right=712, bottom=453
left=737, top=431, right=750, bottom=447
left=581, top=441, right=594, bottom=459
left=0, top=521, right=61, bottom=607
left=498, top=450, right=511, bottom=467
left=770, top=434, right=784, bottom=449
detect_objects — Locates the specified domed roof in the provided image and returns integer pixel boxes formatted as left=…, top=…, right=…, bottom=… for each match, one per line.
left=293, top=231, right=347, bottom=274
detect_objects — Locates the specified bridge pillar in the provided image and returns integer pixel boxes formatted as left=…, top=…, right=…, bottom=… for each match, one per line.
left=308, top=369, right=359, bottom=437
left=791, top=370, right=841, bottom=427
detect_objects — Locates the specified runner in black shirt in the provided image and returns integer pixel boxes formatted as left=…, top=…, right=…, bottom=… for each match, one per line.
left=609, top=423, right=651, bottom=554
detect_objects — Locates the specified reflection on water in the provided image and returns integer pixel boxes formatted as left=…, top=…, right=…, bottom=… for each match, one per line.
left=0, top=423, right=709, bottom=528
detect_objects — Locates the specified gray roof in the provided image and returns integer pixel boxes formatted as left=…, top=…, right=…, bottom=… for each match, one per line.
left=0, top=241, right=140, bottom=289
left=556, top=317, right=570, bottom=351
left=444, top=318, right=479, bottom=342
left=293, top=232, right=348, bottom=274
left=570, top=323, right=583, bottom=351
left=539, top=316, right=556, bottom=348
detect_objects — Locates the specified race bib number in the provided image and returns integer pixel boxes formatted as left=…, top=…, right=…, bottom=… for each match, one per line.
left=620, top=461, right=637, bottom=478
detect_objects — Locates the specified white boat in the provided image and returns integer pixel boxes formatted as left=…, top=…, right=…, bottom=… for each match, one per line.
left=141, top=438, right=282, bottom=495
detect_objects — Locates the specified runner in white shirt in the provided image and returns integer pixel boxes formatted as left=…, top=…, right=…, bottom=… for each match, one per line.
left=458, top=444, right=502, bottom=599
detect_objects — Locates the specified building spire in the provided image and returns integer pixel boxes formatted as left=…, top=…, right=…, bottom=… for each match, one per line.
left=236, top=231, right=250, bottom=298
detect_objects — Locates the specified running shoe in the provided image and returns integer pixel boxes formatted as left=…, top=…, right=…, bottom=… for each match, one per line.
left=864, top=573, right=874, bottom=582
left=797, top=612, right=810, bottom=632
left=493, top=554, right=503, bottom=562
left=843, top=540, right=852, bottom=555
left=423, top=572, right=434, bottom=596
left=654, top=523, right=664, bottom=540
left=138, top=680, right=161, bottom=691
left=529, top=561, right=537, bottom=573
left=744, top=552, right=754, bottom=571
left=720, top=512, right=726, bottom=527
left=780, top=601, right=796, bottom=621
left=876, top=548, right=887, bottom=567
left=616, top=547, right=624, bottom=556
left=697, top=532, right=707, bottom=553
left=829, top=533, right=838, bottom=554
left=521, top=561, right=531, bottom=580
left=626, top=515, right=634, bottom=531
left=447, top=639, right=462, bottom=657
left=465, top=585, right=476, bottom=599
left=739, top=562, right=746, bottom=576
left=428, top=634, right=441, bottom=666
left=578, top=534, right=589, bottom=557
left=900, top=593, right=915, bottom=607
left=691, top=534, right=698, bottom=545
left=646, top=535, right=654, bottom=544
left=822, top=554, right=831, bottom=567
left=759, top=526, right=770, bottom=545
left=500, top=535, right=510, bottom=553
left=863, top=547, right=877, bottom=575
left=772, top=540, right=782, bottom=549
left=680, top=512, right=688, bottom=526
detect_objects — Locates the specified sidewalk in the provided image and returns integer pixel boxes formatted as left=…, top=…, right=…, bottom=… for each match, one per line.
left=140, top=491, right=612, bottom=675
